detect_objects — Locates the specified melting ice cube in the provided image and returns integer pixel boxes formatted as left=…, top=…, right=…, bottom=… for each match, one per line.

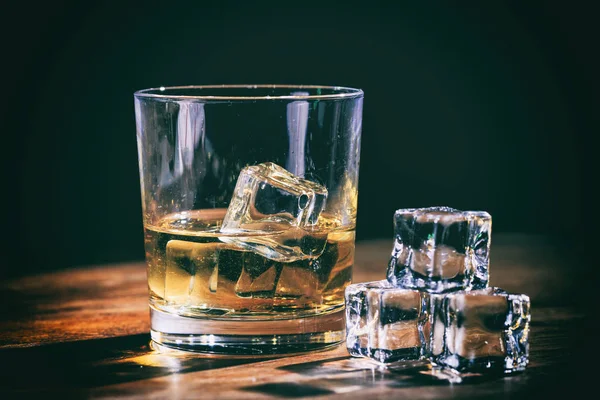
left=430, top=287, right=530, bottom=373
left=345, top=280, right=427, bottom=363
left=387, top=207, right=491, bottom=293
left=220, top=162, right=328, bottom=262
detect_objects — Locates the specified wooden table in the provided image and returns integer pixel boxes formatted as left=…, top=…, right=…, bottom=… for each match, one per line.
left=0, top=235, right=585, bottom=399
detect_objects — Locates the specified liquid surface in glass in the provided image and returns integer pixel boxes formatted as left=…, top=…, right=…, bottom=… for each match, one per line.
left=144, top=209, right=354, bottom=319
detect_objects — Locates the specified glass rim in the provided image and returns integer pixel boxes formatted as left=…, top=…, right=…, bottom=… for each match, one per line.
left=134, top=84, right=364, bottom=101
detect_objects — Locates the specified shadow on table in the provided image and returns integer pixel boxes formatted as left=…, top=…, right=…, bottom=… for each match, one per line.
left=245, top=358, right=514, bottom=397
left=0, top=334, right=261, bottom=391
left=0, top=314, right=586, bottom=397
left=243, top=356, right=571, bottom=399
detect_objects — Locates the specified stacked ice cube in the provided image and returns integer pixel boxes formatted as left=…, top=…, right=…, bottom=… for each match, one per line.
left=345, top=207, right=531, bottom=374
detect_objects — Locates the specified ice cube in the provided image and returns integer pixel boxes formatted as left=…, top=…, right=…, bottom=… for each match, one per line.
left=165, top=240, right=273, bottom=313
left=387, top=207, right=491, bottom=293
left=345, top=280, right=385, bottom=358
left=220, top=162, right=328, bottom=262
left=345, top=280, right=428, bottom=363
left=273, top=265, right=321, bottom=310
left=165, top=240, right=221, bottom=306
left=430, top=287, right=530, bottom=373
left=235, top=252, right=280, bottom=298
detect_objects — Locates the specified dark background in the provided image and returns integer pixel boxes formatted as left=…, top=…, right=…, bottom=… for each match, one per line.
left=3, top=0, right=594, bottom=279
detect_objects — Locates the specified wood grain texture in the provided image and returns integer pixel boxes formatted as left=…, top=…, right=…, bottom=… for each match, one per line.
left=0, top=234, right=585, bottom=399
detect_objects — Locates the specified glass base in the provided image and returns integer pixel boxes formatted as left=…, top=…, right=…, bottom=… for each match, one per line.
left=149, top=305, right=345, bottom=356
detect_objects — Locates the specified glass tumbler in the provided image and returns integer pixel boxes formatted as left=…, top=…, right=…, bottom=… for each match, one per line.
left=134, top=85, right=363, bottom=355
